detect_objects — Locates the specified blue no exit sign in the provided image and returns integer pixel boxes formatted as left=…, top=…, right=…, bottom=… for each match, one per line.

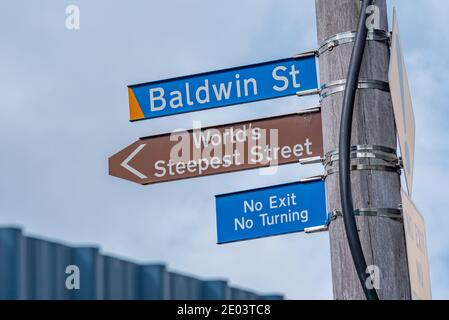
left=215, top=178, right=328, bottom=244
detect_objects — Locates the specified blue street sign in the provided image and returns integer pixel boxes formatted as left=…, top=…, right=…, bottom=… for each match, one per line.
left=128, top=53, right=318, bottom=121
left=215, top=178, right=328, bottom=244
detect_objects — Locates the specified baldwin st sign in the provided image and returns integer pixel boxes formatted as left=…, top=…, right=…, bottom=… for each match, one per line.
left=128, top=53, right=318, bottom=121
left=109, top=108, right=323, bottom=185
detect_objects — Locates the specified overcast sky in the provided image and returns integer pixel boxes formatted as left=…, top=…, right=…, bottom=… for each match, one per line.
left=1, top=0, right=448, bottom=299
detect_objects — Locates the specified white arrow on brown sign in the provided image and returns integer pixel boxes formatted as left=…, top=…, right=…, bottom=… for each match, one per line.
left=109, top=108, right=323, bottom=185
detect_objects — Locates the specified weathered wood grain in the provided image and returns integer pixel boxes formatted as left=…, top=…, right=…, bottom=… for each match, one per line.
left=315, top=0, right=411, bottom=300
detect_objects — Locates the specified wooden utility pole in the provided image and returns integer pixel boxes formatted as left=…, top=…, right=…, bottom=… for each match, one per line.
left=315, top=0, right=411, bottom=299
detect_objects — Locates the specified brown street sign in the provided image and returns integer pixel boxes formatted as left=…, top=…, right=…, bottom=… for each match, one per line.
left=109, top=108, right=323, bottom=185
left=402, top=190, right=432, bottom=300
left=389, top=9, right=416, bottom=196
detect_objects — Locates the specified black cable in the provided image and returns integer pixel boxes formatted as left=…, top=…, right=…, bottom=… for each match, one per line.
left=339, top=0, right=379, bottom=300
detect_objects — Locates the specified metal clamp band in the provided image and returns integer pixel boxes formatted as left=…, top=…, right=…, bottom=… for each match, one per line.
left=325, top=164, right=400, bottom=178
left=320, top=79, right=390, bottom=91
left=317, top=29, right=391, bottom=57
left=324, top=145, right=399, bottom=167
left=320, top=79, right=390, bottom=101
left=330, top=208, right=403, bottom=221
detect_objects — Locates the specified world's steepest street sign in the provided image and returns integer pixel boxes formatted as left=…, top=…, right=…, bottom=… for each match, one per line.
left=109, top=108, right=323, bottom=185
left=128, top=53, right=318, bottom=121
left=215, top=178, right=328, bottom=244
